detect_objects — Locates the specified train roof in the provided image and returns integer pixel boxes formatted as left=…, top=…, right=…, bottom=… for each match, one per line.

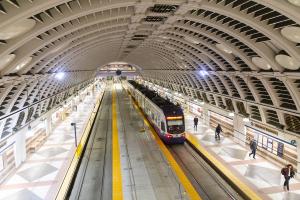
left=128, top=80, right=183, bottom=114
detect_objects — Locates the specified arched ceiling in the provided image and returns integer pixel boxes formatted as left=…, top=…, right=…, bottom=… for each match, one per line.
left=1, top=0, right=300, bottom=137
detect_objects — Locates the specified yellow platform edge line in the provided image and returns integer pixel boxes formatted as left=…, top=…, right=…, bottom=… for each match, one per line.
left=186, top=133, right=263, bottom=200
left=127, top=90, right=202, bottom=200
left=112, top=87, right=124, bottom=200
left=56, top=92, right=104, bottom=200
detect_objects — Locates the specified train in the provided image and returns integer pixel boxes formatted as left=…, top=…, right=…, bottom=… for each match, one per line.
left=127, top=80, right=185, bottom=144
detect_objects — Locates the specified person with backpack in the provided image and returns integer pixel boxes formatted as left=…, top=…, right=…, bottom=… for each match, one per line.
left=215, top=124, right=222, bottom=140
left=281, top=164, right=295, bottom=191
left=248, top=139, right=257, bottom=159
left=193, top=116, right=199, bottom=131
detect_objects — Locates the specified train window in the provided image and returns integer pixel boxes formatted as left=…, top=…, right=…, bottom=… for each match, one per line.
left=167, top=120, right=183, bottom=126
left=161, top=121, right=165, bottom=131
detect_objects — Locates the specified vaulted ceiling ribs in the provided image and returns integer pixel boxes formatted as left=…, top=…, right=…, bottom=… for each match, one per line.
left=0, top=0, right=300, bottom=137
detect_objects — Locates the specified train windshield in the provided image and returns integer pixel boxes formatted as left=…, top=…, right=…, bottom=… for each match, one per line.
left=167, top=120, right=183, bottom=126
left=166, top=117, right=184, bottom=134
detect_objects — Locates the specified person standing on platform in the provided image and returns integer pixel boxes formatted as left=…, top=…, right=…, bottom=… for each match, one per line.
left=248, top=139, right=257, bottom=159
left=215, top=124, right=222, bottom=140
left=281, top=164, right=295, bottom=191
left=193, top=116, right=199, bottom=131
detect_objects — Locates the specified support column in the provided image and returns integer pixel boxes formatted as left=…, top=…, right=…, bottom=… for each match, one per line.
left=203, top=106, right=209, bottom=126
left=297, top=139, right=300, bottom=174
left=45, top=114, right=52, bottom=136
left=14, top=130, right=26, bottom=167
left=233, top=115, right=246, bottom=145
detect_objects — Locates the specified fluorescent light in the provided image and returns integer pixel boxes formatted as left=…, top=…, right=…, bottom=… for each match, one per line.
left=243, top=117, right=250, bottom=122
left=199, top=70, right=209, bottom=76
left=228, top=112, right=234, bottom=117
left=216, top=43, right=233, bottom=54
left=159, top=36, right=169, bottom=39
left=184, top=36, right=200, bottom=44
left=37, top=123, right=45, bottom=129
left=15, top=57, right=32, bottom=71
left=27, top=129, right=34, bottom=137
left=55, top=72, right=65, bottom=80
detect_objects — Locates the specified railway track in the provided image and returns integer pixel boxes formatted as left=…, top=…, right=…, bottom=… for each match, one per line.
left=169, top=143, right=244, bottom=200
left=69, top=90, right=111, bottom=200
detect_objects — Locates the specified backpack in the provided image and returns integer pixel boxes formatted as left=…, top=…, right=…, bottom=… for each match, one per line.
left=281, top=168, right=285, bottom=175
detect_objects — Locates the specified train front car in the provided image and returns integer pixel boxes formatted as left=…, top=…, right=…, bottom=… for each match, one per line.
left=163, top=106, right=186, bottom=144
left=127, top=80, right=185, bottom=145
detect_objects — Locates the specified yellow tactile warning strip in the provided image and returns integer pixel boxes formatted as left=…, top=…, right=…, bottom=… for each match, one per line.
left=128, top=91, right=202, bottom=200
left=56, top=92, right=104, bottom=200
left=112, top=86, right=123, bottom=200
left=185, top=133, right=263, bottom=200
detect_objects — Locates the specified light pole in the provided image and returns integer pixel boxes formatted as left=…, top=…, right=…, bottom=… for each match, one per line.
left=71, top=122, right=77, bottom=147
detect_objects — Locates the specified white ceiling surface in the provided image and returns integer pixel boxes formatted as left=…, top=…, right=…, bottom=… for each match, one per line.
left=0, top=0, right=300, bottom=138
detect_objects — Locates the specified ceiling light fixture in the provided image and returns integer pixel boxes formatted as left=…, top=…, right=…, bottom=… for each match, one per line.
left=199, top=70, right=209, bottom=76
left=0, top=54, right=15, bottom=71
left=184, top=36, right=200, bottom=44
left=275, top=54, right=300, bottom=70
left=55, top=72, right=65, bottom=80
left=288, top=0, right=300, bottom=6
left=252, top=57, right=272, bottom=70
left=281, top=26, right=300, bottom=43
left=0, top=19, right=36, bottom=40
left=243, top=117, right=250, bottom=122
left=15, top=57, right=32, bottom=72
left=215, top=43, right=233, bottom=54
left=158, top=35, right=169, bottom=39
left=228, top=112, right=234, bottom=117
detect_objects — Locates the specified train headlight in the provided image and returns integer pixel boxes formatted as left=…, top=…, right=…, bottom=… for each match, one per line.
left=166, top=133, right=173, bottom=139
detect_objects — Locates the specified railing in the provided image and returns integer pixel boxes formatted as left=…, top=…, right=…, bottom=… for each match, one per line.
left=55, top=91, right=105, bottom=200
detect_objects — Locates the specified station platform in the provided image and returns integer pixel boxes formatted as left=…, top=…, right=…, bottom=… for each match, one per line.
left=0, top=89, right=103, bottom=200
left=184, top=113, right=300, bottom=200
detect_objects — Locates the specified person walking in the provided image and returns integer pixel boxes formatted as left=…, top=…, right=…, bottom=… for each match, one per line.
left=281, top=164, right=295, bottom=191
left=215, top=124, right=222, bottom=140
left=248, top=139, right=257, bottom=159
left=193, top=116, right=199, bottom=131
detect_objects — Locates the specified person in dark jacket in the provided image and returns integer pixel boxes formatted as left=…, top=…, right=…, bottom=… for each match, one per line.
left=193, top=116, right=199, bottom=131
left=281, top=164, right=295, bottom=191
left=248, top=139, right=257, bottom=159
left=215, top=124, right=222, bottom=140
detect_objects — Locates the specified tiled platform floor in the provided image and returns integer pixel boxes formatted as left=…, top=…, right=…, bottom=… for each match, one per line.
left=0, top=90, right=102, bottom=200
left=185, top=113, right=300, bottom=200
